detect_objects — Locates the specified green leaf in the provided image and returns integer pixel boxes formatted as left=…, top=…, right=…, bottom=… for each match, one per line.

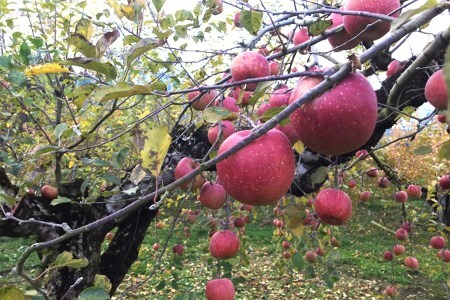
left=413, top=145, right=433, bottom=155
left=64, top=57, right=117, bottom=80
left=391, top=0, right=438, bottom=30
left=0, top=286, right=26, bottom=300
left=248, top=82, right=271, bottom=106
left=241, top=10, right=263, bottom=35
left=155, top=279, right=166, bottom=291
left=67, top=34, right=96, bottom=57
left=111, top=148, right=130, bottom=170
left=0, top=56, right=12, bottom=69
left=202, top=106, right=236, bottom=123
left=124, top=38, right=165, bottom=67
left=29, top=37, right=44, bottom=49
left=438, top=140, right=450, bottom=160
left=67, top=83, right=97, bottom=110
left=141, top=126, right=172, bottom=178
left=50, top=197, right=72, bottom=206
left=93, top=275, right=112, bottom=294
left=75, top=18, right=94, bottom=40
left=50, top=251, right=89, bottom=269
left=19, top=41, right=31, bottom=65
left=311, top=166, right=329, bottom=185
left=152, top=0, right=165, bottom=12
left=92, top=83, right=153, bottom=102
left=260, top=106, right=290, bottom=125
left=101, top=173, right=122, bottom=185
left=54, top=123, right=68, bottom=139
left=96, top=30, right=120, bottom=58
left=123, top=35, right=141, bottom=46
left=0, top=194, right=17, bottom=206
left=292, top=252, right=305, bottom=271
left=32, top=145, right=59, bottom=157
left=308, top=19, right=332, bottom=36
left=78, top=287, right=110, bottom=300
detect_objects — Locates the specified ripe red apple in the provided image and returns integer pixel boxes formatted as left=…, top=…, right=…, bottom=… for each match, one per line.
left=282, top=251, right=291, bottom=259
left=437, top=249, right=450, bottom=262
left=315, top=247, right=325, bottom=257
left=256, top=102, right=270, bottom=119
left=304, top=250, right=317, bottom=263
left=439, top=175, right=450, bottom=190
left=406, top=184, right=422, bottom=198
left=244, top=215, right=251, bottom=224
left=430, top=236, right=445, bottom=249
left=386, top=60, right=404, bottom=77
left=377, top=177, right=390, bottom=188
left=234, top=11, right=241, bottom=28
left=41, top=185, right=59, bottom=200
left=425, top=69, right=448, bottom=110
left=347, top=179, right=357, bottom=188
left=289, top=72, right=377, bottom=155
left=400, top=221, right=412, bottom=233
left=153, top=243, right=160, bottom=251
left=383, top=250, right=394, bottom=261
left=359, top=191, right=371, bottom=202
left=393, top=244, right=405, bottom=255
left=232, top=87, right=252, bottom=107
left=156, top=221, right=164, bottom=229
left=230, top=51, right=270, bottom=91
left=198, top=182, right=227, bottom=210
left=206, top=278, right=235, bottom=300
left=330, top=237, right=340, bottom=247
left=385, top=285, right=397, bottom=297
left=314, top=188, right=352, bottom=225
left=234, top=217, right=246, bottom=228
left=257, top=47, right=269, bottom=56
left=269, top=61, right=279, bottom=76
left=105, top=232, right=114, bottom=241
left=282, top=241, right=290, bottom=249
left=343, top=0, right=401, bottom=41
left=211, top=0, right=223, bottom=15
left=306, top=198, right=314, bottom=207
left=404, top=256, right=419, bottom=269
left=366, top=168, right=378, bottom=178
left=437, top=114, right=447, bottom=123
left=216, top=129, right=295, bottom=206
left=293, top=28, right=309, bottom=46
left=173, top=244, right=184, bottom=255
left=395, top=228, right=408, bottom=241
left=395, top=191, right=408, bottom=203
left=215, top=97, right=240, bottom=118
left=327, top=12, right=361, bottom=51
left=174, top=157, right=205, bottom=190
left=209, top=230, right=240, bottom=259
left=207, top=121, right=236, bottom=145
left=269, top=88, right=290, bottom=107
left=188, top=88, right=217, bottom=111
left=355, top=149, right=369, bottom=159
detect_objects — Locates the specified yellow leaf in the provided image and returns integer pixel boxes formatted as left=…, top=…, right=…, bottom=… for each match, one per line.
left=75, top=18, right=94, bottom=40
left=68, top=160, right=75, bottom=168
left=293, top=140, right=304, bottom=154
left=24, top=63, right=70, bottom=77
left=140, top=126, right=172, bottom=178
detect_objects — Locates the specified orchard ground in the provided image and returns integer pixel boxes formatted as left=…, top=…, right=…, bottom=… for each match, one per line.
left=1, top=195, right=447, bottom=299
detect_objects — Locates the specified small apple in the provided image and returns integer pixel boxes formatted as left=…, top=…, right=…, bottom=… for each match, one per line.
left=41, top=185, right=59, bottom=200
left=437, top=114, right=447, bottom=123
left=366, top=168, right=378, bottom=178
left=282, top=241, right=290, bottom=249
left=395, top=191, right=408, bottom=203
left=306, top=198, right=314, bottom=207
left=293, top=28, right=310, bottom=52
left=404, top=256, right=419, bottom=269
left=269, top=61, right=279, bottom=76
left=256, top=102, right=270, bottom=119
left=211, top=0, right=223, bottom=15
left=355, top=149, right=369, bottom=159
left=230, top=51, right=270, bottom=91
left=393, top=244, right=405, bottom=255
left=385, top=285, right=397, bottom=297
left=105, top=232, right=114, bottom=241
left=233, top=11, right=241, bottom=28
left=257, top=47, right=269, bottom=56
left=282, top=251, right=291, bottom=259
left=386, top=60, right=404, bottom=77
left=215, top=96, right=240, bottom=118
left=437, top=249, right=450, bottom=262
left=232, top=87, right=253, bottom=107
left=156, top=221, right=164, bottom=229
left=275, top=220, right=284, bottom=228
left=347, top=179, right=357, bottom=188
left=153, top=243, right=160, bottom=251
left=173, top=244, right=184, bottom=255
left=377, top=177, right=390, bottom=188
left=359, top=191, right=371, bottom=202
left=234, top=217, right=246, bottom=228
left=383, top=250, right=394, bottom=261
left=208, top=121, right=236, bottom=145
left=400, top=221, right=412, bottom=233
left=244, top=215, right=251, bottom=224
left=188, top=88, right=217, bottom=111
left=406, top=184, right=422, bottom=198
left=430, top=236, right=445, bottom=249
left=206, top=278, right=235, bottom=300
left=304, top=250, right=317, bottom=263
left=315, top=247, right=325, bottom=257
left=439, top=175, right=450, bottom=190
left=425, top=69, right=448, bottom=110
left=244, top=205, right=253, bottom=212
left=174, top=157, right=205, bottom=191
left=327, top=12, right=361, bottom=51
left=209, top=230, right=240, bottom=259
left=198, top=182, right=227, bottom=210
left=314, top=189, right=352, bottom=225
left=395, top=228, right=408, bottom=241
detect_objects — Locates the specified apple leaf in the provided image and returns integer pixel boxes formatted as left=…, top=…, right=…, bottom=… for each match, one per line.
left=75, top=18, right=94, bottom=41
left=124, top=38, right=165, bottom=67
left=96, top=29, right=120, bottom=58
left=50, top=197, right=72, bottom=206
left=413, top=145, right=432, bottom=155
left=292, top=252, right=305, bottom=271
left=106, top=0, right=123, bottom=18
left=0, top=193, right=17, bottom=206
left=92, top=83, right=152, bottom=102
left=437, top=140, right=450, bottom=160
left=293, top=140, right=304, bottom=154
left=308, top=19, right=332, bottom=36
left=67, top=83, right=97, bottom=110
left=0, top=286, right=26, bottom=300
left=391, top=0, right=438, bottom=30
left=32, top=145, right=59, bottom=157
left=240, top=10, right=263, bottom=35
left=129, top=164, right=147, bottom=184
left=260, top=106, right=290, bottom=126
left=65, top=57, right=117, bottom=80
left=94, top=274, right=112, bottom=294
left=152, top=0, right=165, bottom=12
left=284, top=204, right=307, bottom=237
left=248, top=81, right=271, bottom=106
left=444, top=44, right=450, bottom=123
left=24, top=63, right=70, bottom=77
left=78, top=287, right=110, bottom=300
left=50, top=251, right=89, bottom=269
left=67, top=34, right=96, bottom=57
left=202, top=106, right=236, bottom=123
left=140, top=126, right=172, bottom=178
left=101, top=173, right=122, bottom=185
left=311, top=166, right=329, bottom=185
left=123, top=35, right=141, bottom=45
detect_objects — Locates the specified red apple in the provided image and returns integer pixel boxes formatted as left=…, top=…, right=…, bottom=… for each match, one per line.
left=404, top=256, right=419, bottom=269
left=293, top=28, right=309, bottom=47
left=153, top=243, right=160, bottom=251
left=257, top=47, right=269, bottom=56
left=282, top=251, right=291, bottom=259
left=209, top=230, right=240, bottom=259
left=439, top=175, right=450, bottom=190
left=173, top=244, right=184, bottom=255
left=232, top=87, right=253, bottom=107
left=314, top=189, right=352, bottom=225
left=208, top=121, right=236, bottom=145
left=377, top=177, right=390, bottom=188
left=395, top=228, right=408, bottom=241
left=105, top=232, right=114, bottom=241
left=156, top=221, right=164, bottom=229
left=216, top=129, right=295, bottom=206
left=233, top=11, right=241, bottom=28
left=425, top=69, right=448, bottom=110
left=275, top=220, right=284, bottom=228
left=282, top=241, right=290, bottom=249
left=306, top=198, right=314, bottom=207
left=304, top=250, right=317, bottom=263
left=437, top=114, right=447, bottom=123
left=269, top=88, right=290, bottom=107
left=430, top=236, right=445, bottom=249
left=359, top=191, right=371, bottom=202
left=188, top=88, right=217, bottom=111
left=230, top=51, right=270, bottom=91
left=437, top=249, right=450, bottom=262
left=393, top=244, right=405, bottom=255
left=315, top=247, right=325, bottom=257
left=366, top=168, right=378, bottom=178
left=256, top=102, right=270, bottom=119
left=347, top=179, right=357, bottom=188
left=244, top=215, right=251, bottom=224
left=289, top=72, right=377, bottom=155
left=198, top=182, right=227, bottom=210
left=244, top=204, right=253, bottom=212
left=343, top=0, right=401, bottom=41
left=206, top=278, right=235, bottom=300
left=269, top=61, right=279, bottom=76
left=215, top=96, right=240, bottom=118
left=400, top=221, right=412, bottom=233
left=234, top=217, right=246, bottom=228
left=386, top=60, right=403, bottom=77
left=174, top=157, right=205, bottom=190
left=41, top=185, right=59, bottom=200
left=385, top=285, right=397, bottom=297
left=327, top=12, right=361, bottom=51
left=395, top=191, right=408, bottom=203
left=383, top=250, right=394, bottom=261
left=355, top=149, right=369, bottom=159
left=406, top=184, right=422, bottom=198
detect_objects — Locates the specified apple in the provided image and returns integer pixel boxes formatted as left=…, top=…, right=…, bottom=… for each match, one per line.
left=289, top=71, right=377, bottom=155
left=306, top=198, right=314, bottom=207
left=211, top=0, right=223, bottom=15
left=206, top=278, right=235, bottom=300
left=244, top=215, right=251, bottom=224
left=257, top=47, right=269, bottom=56
left=437, top=249, right=450, bottom=262
left=282, top=251, right=291, bottom=259
left=41, top=185, right=59, bottom=200
left=315, top=247, right=325, bottom=257
left=395, top=191, right=408, bottom=203
left=314, top=188, right=352, bottom=225
left=174, top=157, right=205, bottom=190
left=400, top=221, right=412, bottom=233
left=406, top=184, right=422, bottom=198
left=347, top=179, right=357, bottom=188
left=359, top=191, right=371, bottom=202
left=105, top=232, right=114, bottom=241
left=209, top=230, right=240, bottom=259
left=232, top=87, right=252, bottom=107
left=366, top=168, right=378, bottom=178
left=256, top=102, right=270, bottom=119
left=304, top=250, right=317, bottom=263
left=208, top=121, right=236, bottom=145
left=327, top=12, right=361, bottom=51
left=430, top=236, right=445, bottom=249
left=377, top=177, right=390, bottom=188
left=404, top=256, right=419, bottom=269
left=355, top=149, right=369, bottom=159
left=198, top=182, right=227, bottom=210
left=393, top=244, right=405, bottom=255
left=425, top=69, right=448, bottom=110
left=343, top=0, right=401, bottom=41
left=386, top=60, right=404, bottom=77
left=153, top=243, right=160, bottom=251
left=234, top=217, right=246, bottom=228
left=269, top=61, right=279, bottom=76
left=383, top=250, right=394, bottom=261
left=230, top=51, right=270, bottom=91
left=269, top=88, right=290, bottom=107
left=188, top=88, right=217, bottom=111
left=215, top=96, right=240, bottom=118
left=173, top=244, right=184, bottom=255
left=437, top=114, right=447, bottom=123
left=244, top=204, right=253, bottom=212
left=439, top=175, right=450, bottom=190
left=282, top=241, right=290, bottom=249
left=234, top=11, right=241, bottom=27
left=293, top=28, right=309, bottom=48
left=216, top=129, right=295, bottom=206
left=330, top=237, right=340, bottom=247
left=275, top=220, right=284, bottom=228
left=395, top=228, right=408, bottom=241
left=385, top=285, right=397, bottom=297
left=156, top=221, right=164, bottom=229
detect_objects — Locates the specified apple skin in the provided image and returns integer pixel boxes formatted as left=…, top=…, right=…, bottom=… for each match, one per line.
left=343, top=0, right=401, bottom=41
left=395, top=191, right=408, bottom=203
left=282, top=241, right=290, bottom=249
left=400, top=221, right=412, bottom=233
left=41, top=185, right=59, bottom=200
left=153, top=243, right=160, bottom=251
left=188, top=88, right=217, bottom=111
left=385, top=285, right=397, bottom=297
left=293, top=28, right=309, bottom=49
left=425, top=69, right=448, bottom=110
left=327, top=12, right=361, bottom=51
left=209, top=230, right=240, bottom=259
left=359, top=191, right=371, bottom=202
left=230, top=51, right=270, bottom=91
left=377, top=177, right=390, bottom=188
left=211, top=0, right=223, bottom=15
left=439, top=175, right=450, bottom=190
left=406, top=184, right=422, bottom=198
left=347, top=179, right=357, bottom=188
left=314, top=188, right=352, bottom=225
left=269, top=88, right=290, bottom=107
left=232, top=87, right=252, bottom=107
left=355, top=149, right=369, bottom=159
left=395, top=228, right=408, bottom=241
left=174, top=157, right=205, bottom=191
left=366, top=168, right=378, bottom=178
left=216, top=129, right=295, bottom=206
left=282, top=251, right=291, bottom=259
left=289, top=72, right=377, bottom=155
left=383, top=250, right=394, bottom=261
left=257, top=47, right=269, bottom=56
left=404, top=256, right=419, bottom=269
left=198, top=182, right=227, bottom=210
left=304, top=250, right=317, bottom=263
left=215, top=97, right=240, bottom=119
left=430, top=236, right=445, bottom=249
left=269, top=61, right=279, bottom=76
left=206, top=278, right=235, bottom=300
left=437, top=249, right=450, bottom=262
left=386, top=60, right=403, bottom=77
left=256, top=103, right=270, bottom=119
left=208, top=121, right=236, bottom=145
left=437, top=114, right=447, bottom=123
left=234, top=217, right=246, bottom=228
left=234, top=11, right=241, bottom=27
left=393, top=244, right=405, bottom=255
left=172, top=244, right=184, bottom=255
